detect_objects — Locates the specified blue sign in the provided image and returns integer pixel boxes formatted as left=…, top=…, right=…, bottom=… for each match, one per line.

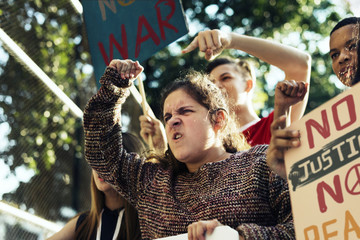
left=82, top=0, right=188, bottom=87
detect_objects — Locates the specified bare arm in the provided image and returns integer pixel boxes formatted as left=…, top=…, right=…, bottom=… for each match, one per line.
left=183, top=30, right=311, bottom=122
left=47, top=217, right=78, bottom=240
left=273, top=80, right=309, bottom=127
left=267, top=116, right=301, bottom=179
left=228, top=33, right=311, bottom=122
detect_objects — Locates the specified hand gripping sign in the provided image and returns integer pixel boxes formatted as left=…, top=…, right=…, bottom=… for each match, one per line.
left=285, top=83, right=360, bottom=240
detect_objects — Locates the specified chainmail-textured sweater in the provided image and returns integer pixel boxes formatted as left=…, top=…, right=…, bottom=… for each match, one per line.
left=83, top=67, right=295, bottom=239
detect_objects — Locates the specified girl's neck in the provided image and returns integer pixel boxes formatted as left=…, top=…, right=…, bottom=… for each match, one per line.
left=104, top=189, right=125, bottom=211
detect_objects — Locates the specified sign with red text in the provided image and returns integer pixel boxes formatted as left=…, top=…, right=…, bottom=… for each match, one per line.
left=285, top=83, right=360, bottom=240
left=82, top=0, right=188, bottom=87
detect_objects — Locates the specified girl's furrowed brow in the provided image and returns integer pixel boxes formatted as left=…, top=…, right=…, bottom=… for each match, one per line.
left=177, top=106, right=195, bottom=112
left=163, top=112, right=171, bottom=119
left=164, top=105, right=195, bottom=116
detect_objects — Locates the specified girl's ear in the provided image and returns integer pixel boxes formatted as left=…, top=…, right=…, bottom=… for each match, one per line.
left=213, top=109, right=227, bottom=132
left=244, top=79, right=253, bottom=93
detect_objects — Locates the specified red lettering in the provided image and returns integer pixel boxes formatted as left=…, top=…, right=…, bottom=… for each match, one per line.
left=317, top=175, right=344, bottom=213
left=155, top=0, right=178, bottom=40
left=135, top=15, right=160, bottom=58
left=98, top=25, right=128, bottom=65
left=332, top=95, right=356, bottom=131
left=306, top=110, right=330, bottom=149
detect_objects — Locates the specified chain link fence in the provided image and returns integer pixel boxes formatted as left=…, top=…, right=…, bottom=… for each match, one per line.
left=0, top=0, right=144, bottom=238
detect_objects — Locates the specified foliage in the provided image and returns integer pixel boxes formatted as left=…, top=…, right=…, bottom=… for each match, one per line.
left=0, top=0, right=94, bottom=221
left=143, top=0, right=351, bottom=117
left=0, top=0, right=353, bottom=223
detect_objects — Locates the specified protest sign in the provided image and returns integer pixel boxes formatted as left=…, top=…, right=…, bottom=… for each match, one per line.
left=155, top=226, right=239, bottom=240
left=82, top=0, right=188, bottom=87
left=285, top=83, right=360, bottom=240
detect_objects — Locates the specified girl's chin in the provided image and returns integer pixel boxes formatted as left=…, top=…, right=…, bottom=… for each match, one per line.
left=173, top=153, right=188, bottom=163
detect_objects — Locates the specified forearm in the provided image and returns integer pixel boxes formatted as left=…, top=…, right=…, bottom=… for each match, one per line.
left=83, top=67, right=141, bottom=200
left=237, top=220, right=294, bottom=240
left=83, top=67, right=130, bottom=173
left=273, top=102, right=291, bottom=128
left=228, top=33, right=311, bottom=82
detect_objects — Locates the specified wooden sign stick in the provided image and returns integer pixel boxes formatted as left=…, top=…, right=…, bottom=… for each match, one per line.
left=137, top=76, right=154, bottom=151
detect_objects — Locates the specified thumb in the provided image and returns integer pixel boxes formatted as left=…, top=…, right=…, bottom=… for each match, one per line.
left=182, top=37, right=199, bottom=54
left=205, top=49, right=214, bottom=61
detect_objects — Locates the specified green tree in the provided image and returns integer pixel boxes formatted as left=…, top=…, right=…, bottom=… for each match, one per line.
left=0, top=0, right=94, bottom=221
left=143, top=0, right=351, bottom=117
left=0, top=0, right=353, bottom=225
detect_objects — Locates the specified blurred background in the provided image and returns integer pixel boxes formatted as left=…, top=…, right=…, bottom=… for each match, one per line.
left=0, top=0, right=357, bottom=239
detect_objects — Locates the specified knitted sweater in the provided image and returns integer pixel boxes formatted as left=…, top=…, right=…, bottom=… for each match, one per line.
left=83, top=67, right=295, bottom=240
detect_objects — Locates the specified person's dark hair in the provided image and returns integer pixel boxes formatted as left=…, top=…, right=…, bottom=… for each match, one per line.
left=75, top=132, right=144, bottom=240
left=205, top=57, right=255, bottom=82
left=330, top=17, right=360, bottom=36
left=330, top=17, right=360, bottom=86
left=156, top=70, right=249, bottom=174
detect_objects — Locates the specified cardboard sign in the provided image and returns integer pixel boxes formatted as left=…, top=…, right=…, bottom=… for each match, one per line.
left=285, top=83, right=360, bottom=240
left=82, top=0, right=188, bottom=87
left=155, top=226, right=239, bottom=240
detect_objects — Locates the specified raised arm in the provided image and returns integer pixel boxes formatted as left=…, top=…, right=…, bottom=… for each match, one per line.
left=273, top=80, right=309, bottom=126
left=83, top=59, right=150, bottom=205
left=183, top=29, right=311, bottom=122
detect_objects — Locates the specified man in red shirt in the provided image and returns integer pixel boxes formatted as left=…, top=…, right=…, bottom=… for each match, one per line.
left=140, top=30, right=311, bottom=149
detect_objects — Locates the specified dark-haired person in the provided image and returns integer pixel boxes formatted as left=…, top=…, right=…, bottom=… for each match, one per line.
left=329, top=16, right=360, bottom=87
left=267, top=17, right=360, bottom=179
left=140, top=31, right=311, bottom=151
left=83, top=59, right=308, bottom=239
left=182, top=30, right=311, bottom=146
left=47, top=132, right=144, bottom=240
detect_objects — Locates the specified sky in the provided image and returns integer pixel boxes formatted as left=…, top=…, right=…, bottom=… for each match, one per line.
left=346, top=0, right=360, bottom=15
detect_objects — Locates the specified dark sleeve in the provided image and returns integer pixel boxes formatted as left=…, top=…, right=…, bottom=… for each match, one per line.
left=83, top=67, right=158, bottom=206
left=236, top=145, right=295, bottom=239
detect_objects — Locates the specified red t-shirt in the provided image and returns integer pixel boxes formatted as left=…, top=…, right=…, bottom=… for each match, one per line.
left=242, top=111, right=274, bottom=146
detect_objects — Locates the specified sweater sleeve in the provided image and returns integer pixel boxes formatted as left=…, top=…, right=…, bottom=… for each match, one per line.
left=236, top=146, right=295, bottom=239
left=83, top=67, right=156, bottom=206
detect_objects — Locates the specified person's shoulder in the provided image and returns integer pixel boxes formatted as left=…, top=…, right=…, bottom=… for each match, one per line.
left=75, top=211, right=90, bottom=230
left=232, top=145, right=268, bottom=167
left=247, top=144, right=268, bottom=154
left=47, top=216, right=80, bottom=240
left=234, top=144, right=268, bottom=156
left=259, top=111, right=274, bottom=123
